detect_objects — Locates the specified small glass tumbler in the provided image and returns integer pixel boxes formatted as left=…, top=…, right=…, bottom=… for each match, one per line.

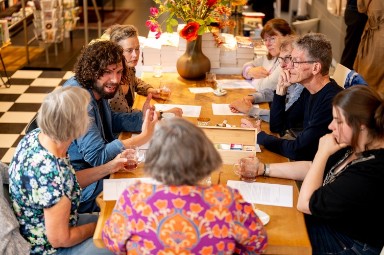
left=153, top=64, right=163, bottom=78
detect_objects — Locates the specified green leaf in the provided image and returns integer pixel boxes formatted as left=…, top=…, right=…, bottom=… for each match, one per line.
left=169, top=18, right=178, bottom=27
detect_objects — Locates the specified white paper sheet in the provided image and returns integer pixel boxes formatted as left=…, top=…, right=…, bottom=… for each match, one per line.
left=227, top=180, right=293, bottom=207
left=216, top=79, right=256, bottom=89
left=154, top=104, right=201, bottom=117
left=212, top=103, right=246, bottom=115
left=188, top=87, right=214, bottom=94
left=103, top=178, right=159, bottom=201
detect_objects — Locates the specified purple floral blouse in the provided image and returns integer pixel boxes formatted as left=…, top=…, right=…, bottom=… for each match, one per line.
left=102, top=182, right=268, bottom=254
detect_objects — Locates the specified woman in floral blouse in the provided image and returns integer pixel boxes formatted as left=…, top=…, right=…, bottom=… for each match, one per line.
left=102, top=118, right=268, bottom=254
left=105, top=24, right=182, bottom=117
left=8, top=87, right=125, bottom=255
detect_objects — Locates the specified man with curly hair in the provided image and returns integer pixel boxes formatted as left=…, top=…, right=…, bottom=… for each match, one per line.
left=63, top=40, right=157, bottom=213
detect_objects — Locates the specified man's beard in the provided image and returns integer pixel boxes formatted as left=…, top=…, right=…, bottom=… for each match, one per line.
left=93, top=82, right=119, bottom=99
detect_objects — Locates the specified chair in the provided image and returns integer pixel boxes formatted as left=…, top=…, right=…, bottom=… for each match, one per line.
left=25, top=115, right=38, bottom=134
left=292, top=18, right=320, bottom=35
left=332, top=63, right=368, bottom=88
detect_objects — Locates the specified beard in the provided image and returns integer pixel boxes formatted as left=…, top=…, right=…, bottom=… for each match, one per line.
left=93, top=82, right=119, bottom=99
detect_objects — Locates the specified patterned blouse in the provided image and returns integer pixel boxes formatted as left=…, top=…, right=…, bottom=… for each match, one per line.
left=102, top=182, right=268, bottom=254
left=109, top=67, right=153, bottom=113
left=8, top=129, right=81, bottom=255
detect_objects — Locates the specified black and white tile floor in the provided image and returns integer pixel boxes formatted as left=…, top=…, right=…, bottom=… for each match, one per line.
left=0, top=70, right=74, bottom=164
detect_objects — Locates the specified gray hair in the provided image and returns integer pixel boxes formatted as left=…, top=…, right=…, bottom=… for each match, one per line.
left=37, top=86, right=91, bottom=142
left=144, top=118, right=223, bottom=185
left=294, top=33, right=332, bottom=75
left=106, top=24, right=138, bottom=43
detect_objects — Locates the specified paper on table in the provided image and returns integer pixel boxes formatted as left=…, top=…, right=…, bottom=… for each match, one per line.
left=212, top=103, right=248, bottom=115
left=216, top=79, right=255, bottom=89
left=227, top=180, right=293, bottom=207
left=189, top=87, right=214, bottom=94
left=103, top=178, right=159, bottom=201
left=154, top=104, right=201, bottom=117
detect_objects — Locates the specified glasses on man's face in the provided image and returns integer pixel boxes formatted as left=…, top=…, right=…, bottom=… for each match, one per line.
left=262, top=36, right=277, bottom=45
left=290, top=58, right=317, bottom=68
left=124, top=47, right=140, bottom=55
left=277, top=55, right=292, bottom=65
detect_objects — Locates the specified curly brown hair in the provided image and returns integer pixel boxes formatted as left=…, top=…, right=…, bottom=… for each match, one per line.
left=73, top=40, right=129, bottom=89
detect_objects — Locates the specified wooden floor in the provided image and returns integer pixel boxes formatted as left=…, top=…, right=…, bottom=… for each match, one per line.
left=1, top=46, right=45, bottom=72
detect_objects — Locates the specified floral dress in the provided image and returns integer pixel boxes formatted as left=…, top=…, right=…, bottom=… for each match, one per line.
left=102, top=183, right=268, bottom=254
left=8, top=129, right=81, bottom=255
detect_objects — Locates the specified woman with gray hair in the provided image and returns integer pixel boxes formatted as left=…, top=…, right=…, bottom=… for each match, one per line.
left=105, top=24, right=182, bottom=117
left=102, top=118, right=268, bottom=254
left=8, top=87, right=124, bottom=254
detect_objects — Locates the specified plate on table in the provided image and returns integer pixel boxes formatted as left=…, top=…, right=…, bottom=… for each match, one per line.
left=213, top=89, right=227, bottom=96
left=253, top=206, right=270, bottom=225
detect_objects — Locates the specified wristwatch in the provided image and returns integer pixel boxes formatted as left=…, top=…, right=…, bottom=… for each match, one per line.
left=159, top=110, right=163, bottom=119
left=263, top=163, right=270, bottom=177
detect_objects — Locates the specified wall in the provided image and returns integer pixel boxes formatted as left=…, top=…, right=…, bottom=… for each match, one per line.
left=308, top=0, right=346, bottom=62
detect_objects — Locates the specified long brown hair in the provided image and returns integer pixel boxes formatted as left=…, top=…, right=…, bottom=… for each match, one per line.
left=261, top=18, right=294, bottom=59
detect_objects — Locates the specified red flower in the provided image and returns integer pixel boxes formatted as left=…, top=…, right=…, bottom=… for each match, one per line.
left=179, top=22, right=200, bottom=41
left=150, top=7, right=159, bottom=16
left=206, top=0, right=218, bottom=7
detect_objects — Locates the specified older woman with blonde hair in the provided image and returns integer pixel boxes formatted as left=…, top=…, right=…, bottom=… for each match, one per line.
left=102, top=118, right=268, bottom=254
left=8, top=87, right=126, bottom=254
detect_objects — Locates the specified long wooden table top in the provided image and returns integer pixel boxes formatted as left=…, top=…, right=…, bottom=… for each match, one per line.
left=93, top=72, right=312, bottom=255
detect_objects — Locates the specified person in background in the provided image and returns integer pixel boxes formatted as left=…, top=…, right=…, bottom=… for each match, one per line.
left=230, top=35, right=304, bottom=122
left=353, top=0, right=384, bottom=93
left=63, top=41, right=158, bottom=213
left=102, top=118, right=268, bottom=254
left=253, top=85, right=384, bottom=254
left=105, top=24, right=182, bottom=117
left=8, top=87, right=121, bottom=254
left=230, top=18, right=294, bottom=118
left=248, top=33, right=343, bottom=161
left=339, top=0, right=367, bottom=70
left=240, top=18, right=294, bottom=95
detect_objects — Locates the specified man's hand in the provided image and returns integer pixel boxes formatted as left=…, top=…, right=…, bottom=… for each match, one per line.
left=229, top=97, right=253, bottom=113
left=142, top=93, right=155, bottom=118
left=165, top=107, right=183, bottom=117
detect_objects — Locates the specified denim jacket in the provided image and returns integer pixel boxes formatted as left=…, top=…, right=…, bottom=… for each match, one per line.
left=63, top=77, right=143, bottom=201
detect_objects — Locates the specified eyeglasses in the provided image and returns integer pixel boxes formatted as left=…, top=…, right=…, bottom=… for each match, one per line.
left=262, top=36, right=277, bottom=44
left=290, top=59, right=317, bottom=68
left=123, top=47, right=140, bottom=54
left=277, top=55, right=292, bottom=65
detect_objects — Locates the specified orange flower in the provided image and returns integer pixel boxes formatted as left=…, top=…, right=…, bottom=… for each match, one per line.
left=179, top=22, right=200, bottom=41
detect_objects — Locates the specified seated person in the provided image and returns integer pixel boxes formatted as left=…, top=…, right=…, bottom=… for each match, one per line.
left=8, top=87, right=121, bottom=254
left=102, top=118, right=268, bottom=254
left=244, top=33, right=343, bottom=161
left=254, top=85, right=384, bottom=254
left=63, top=40, right=158, bottom=213
left=241, top=18, right=294, bottom=95
left=104, top=24, right=182, bottom=117
left=230, top=35, right=304, bottom=122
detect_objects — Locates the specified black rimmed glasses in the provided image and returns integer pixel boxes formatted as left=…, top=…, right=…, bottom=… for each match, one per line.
left=290, top=59, right=317, bottom=68
left=277, top=55, right=292, bottom=65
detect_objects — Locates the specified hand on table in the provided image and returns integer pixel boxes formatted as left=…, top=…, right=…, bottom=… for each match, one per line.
left=248, top=66, right=269, bottom=79
left=229, top=97, right=253, bottom=113
left=165, top=107, right=183, bottom=117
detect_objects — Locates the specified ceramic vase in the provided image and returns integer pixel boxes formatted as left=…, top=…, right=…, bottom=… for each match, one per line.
left=176, top=35, right=211, bottom=80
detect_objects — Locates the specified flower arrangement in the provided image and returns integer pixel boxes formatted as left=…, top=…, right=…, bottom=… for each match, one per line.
left=146, top=0, right=240, bottom=42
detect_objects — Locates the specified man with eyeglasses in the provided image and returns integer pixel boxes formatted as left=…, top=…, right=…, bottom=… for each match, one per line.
left=254, top=33, right=343, bottom=161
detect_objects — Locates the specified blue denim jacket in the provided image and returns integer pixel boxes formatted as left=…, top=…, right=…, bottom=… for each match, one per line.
left=63, top=77, right=143, bottom=201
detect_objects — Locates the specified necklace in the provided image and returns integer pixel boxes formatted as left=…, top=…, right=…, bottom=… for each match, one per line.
left=268, top=58, right=279, bottom=74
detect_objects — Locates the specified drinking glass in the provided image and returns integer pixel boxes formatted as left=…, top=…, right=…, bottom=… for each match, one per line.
left=233, top=157, right=259, bottom=182
left=159, top=83, right=171, bottom=101
left=120, top=145, right=139, bottom=171
left=205, top=72, right=217, bottom=90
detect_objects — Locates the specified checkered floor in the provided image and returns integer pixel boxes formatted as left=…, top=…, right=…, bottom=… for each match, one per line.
left=0, top=70, right=75, bottom=164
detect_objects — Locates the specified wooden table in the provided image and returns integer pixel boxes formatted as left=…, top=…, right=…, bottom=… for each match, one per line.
left=93, top=72, right=312, bottom=255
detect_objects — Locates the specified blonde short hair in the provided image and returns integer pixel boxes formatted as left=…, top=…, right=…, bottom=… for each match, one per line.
left=37, top=87, right=91, bottom=142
